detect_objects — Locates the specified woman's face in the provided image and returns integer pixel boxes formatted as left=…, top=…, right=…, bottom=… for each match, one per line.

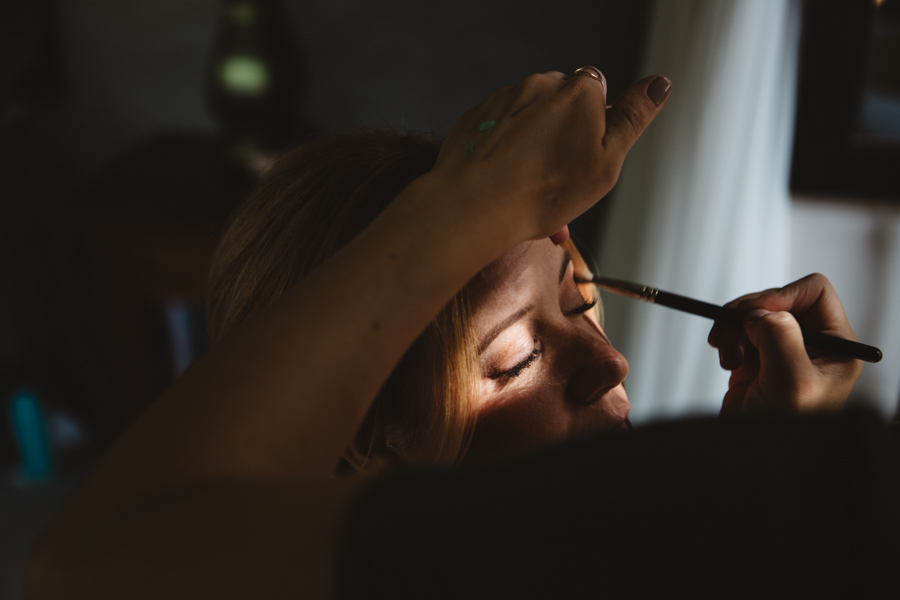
left=465, top=238, right=630, bottom=459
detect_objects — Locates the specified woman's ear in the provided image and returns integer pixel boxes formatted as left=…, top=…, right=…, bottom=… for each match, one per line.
left=341, top=442, right=369, bottom=474
left=341, top=440, right=405, bottom=475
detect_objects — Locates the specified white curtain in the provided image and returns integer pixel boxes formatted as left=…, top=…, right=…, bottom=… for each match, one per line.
left=596, top=0, right=801, bottom=423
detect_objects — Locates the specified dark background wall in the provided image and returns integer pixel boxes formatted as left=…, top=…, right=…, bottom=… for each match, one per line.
left=25, top=0, right=651, bottom=180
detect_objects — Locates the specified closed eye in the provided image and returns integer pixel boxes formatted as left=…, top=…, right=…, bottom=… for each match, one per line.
left=569, top=296, right=598, bottom=316
left=489, top=342, right=543, bottom=381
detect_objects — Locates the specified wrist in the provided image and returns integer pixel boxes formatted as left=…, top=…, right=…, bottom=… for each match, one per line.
left=399, top=169, right=524, bottom=265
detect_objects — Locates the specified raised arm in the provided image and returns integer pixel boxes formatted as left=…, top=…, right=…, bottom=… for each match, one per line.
left=27, top=71, right=671, bottom=599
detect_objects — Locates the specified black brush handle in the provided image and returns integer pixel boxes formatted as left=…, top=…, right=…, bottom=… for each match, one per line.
left=593, top=277, right=883, bottom=363
left=655, top=290, right=883, bottom=363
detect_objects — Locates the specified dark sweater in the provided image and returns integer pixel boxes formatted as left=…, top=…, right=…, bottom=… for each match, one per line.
left=337, top=408, right=900, bottom=599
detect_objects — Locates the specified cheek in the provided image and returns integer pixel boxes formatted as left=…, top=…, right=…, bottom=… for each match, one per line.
left=465, top=384, right=632, bottom=459
left=466, top=389, right=569, bottom=458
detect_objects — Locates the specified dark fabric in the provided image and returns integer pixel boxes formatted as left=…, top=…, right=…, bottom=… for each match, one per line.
left=335, top=408, right=900, bottom=599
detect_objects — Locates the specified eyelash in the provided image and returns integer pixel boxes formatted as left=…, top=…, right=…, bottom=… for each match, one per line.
left=571, top=294, right=599, bottom=316
left=490, top=292, right=599, bottom=382
left=490, top=343, right=543, bottom=381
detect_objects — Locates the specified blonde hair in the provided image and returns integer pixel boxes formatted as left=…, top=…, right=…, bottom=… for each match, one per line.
left=205, top=129, right=600, bottom=473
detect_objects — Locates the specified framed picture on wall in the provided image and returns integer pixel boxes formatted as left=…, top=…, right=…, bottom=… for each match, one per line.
left=791, top=0, right=900, bottom=201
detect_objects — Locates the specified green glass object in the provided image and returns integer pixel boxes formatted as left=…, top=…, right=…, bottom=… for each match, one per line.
left=219, top=55, right=270, bottom=95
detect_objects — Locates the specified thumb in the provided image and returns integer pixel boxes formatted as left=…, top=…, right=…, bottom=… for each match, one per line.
left=604, top=75, right=672, bottom=160
left=744, top=309, right=812, bottom=392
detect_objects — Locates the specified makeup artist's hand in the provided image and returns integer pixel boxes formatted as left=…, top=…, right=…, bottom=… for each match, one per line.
left=429, top=70, right=672, bottom=247
left=708, top=274, right=863, bottom=416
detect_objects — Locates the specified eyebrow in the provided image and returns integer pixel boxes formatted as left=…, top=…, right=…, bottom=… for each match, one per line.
left=477, top=304, right=535, bottom=355
left=476, top=249, right=573, bottom=356
left=559, top=249, right=572, bottom=285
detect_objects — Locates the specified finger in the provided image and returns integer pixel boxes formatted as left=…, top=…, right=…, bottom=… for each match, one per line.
left=720, top=386, right=744, bottom=418
left=723, top=289, right=778, bottom=310
left=743, top=309, right=812, bottom=394
left=718, top=344, right=744, bottom=370
left=735, top=275, right=833, bottom=313
left=736, top=274, right=854, bottom=339
left=603, top=75, right=672, bottom=160
left=721, top=345, right=757, bottom=413
left=550, top=225, right=570, bottom=246
left=708, top=319, right=745, bottom=349
left=563, top=66, right=607, bottom=99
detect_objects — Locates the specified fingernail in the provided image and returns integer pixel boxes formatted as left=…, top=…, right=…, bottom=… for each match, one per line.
left=647, top=76, right=672, bottom=106
left=745, top=309, right=769, bottom=327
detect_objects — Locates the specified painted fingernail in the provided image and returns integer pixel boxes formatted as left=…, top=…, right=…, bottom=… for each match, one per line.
left=647, top=76, right=672, bottom=106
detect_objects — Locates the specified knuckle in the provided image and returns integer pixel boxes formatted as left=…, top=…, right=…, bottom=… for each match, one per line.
left=616, top=102, right=645, bottom=136
left=565, top=73, right=594, bottom=92
left=812, top=272, right=834, bottom=292
left=758, top=311, right=797, bottom=335
left=800, top=272, right=832, bottom=292
left=494, top=84, right=515, bottom=99
left=518, top=73, right=546, bottom=92
left=560, top=75, right=605, bottom=107
left=763, top=311, right=794, bottom=327
left=808, top=272, right=827, bottom=284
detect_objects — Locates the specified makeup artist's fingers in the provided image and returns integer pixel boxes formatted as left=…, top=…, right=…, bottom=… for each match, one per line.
left=602, top=75, right=672, bottom=170
left=742, top=307, right=859, bottom=412
left=744, top=310, right=808, bottom=375
left=720, top=386, right=743, bottom=417
left=733, top=274, right=856, bottom=341
left=432, top=70, right=672, bottom=244
left=714, top=274, right=858, bottom=374
left=710, top=291, right=773, bottom=349
left=708, top=320, right=743, bottom=349
left=719, top=346, right=760, bottom=417
left=709, top=288, right=781, bottom=351
left=741, top=309, right=833, bottom=411
left=717, top=343, right=744, bottom=370
left=717, top=283, right=860, bottom=414
left=563, top=67, right=607, bottom=98
left=722, top=289, right=779, bottom=310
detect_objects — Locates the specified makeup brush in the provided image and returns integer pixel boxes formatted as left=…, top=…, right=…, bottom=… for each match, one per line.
left=584, top=276, right=882, bottom=363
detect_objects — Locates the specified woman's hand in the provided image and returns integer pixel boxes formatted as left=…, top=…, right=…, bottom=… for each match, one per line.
left=708, top=274, right=863, bottom=416
left=429, top=69, right=672, bottom=245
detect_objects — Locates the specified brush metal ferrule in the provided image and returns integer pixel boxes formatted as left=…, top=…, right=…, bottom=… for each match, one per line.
left=639, top=286, right=659, bottom=303
left=593, top=277, right=660, bottom=303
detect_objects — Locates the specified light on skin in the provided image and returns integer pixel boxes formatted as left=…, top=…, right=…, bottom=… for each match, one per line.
left=464, top=237, right=631, bottom=460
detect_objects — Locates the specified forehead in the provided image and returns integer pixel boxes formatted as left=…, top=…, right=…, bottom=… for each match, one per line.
left=467, top=239, right=563, bottom=311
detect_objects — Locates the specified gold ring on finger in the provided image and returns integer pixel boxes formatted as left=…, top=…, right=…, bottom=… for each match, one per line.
left=570, top=66, right=606, bottom=94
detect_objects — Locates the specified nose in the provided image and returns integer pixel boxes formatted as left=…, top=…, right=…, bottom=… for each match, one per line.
left=563, top=322, right=629, bottom=405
